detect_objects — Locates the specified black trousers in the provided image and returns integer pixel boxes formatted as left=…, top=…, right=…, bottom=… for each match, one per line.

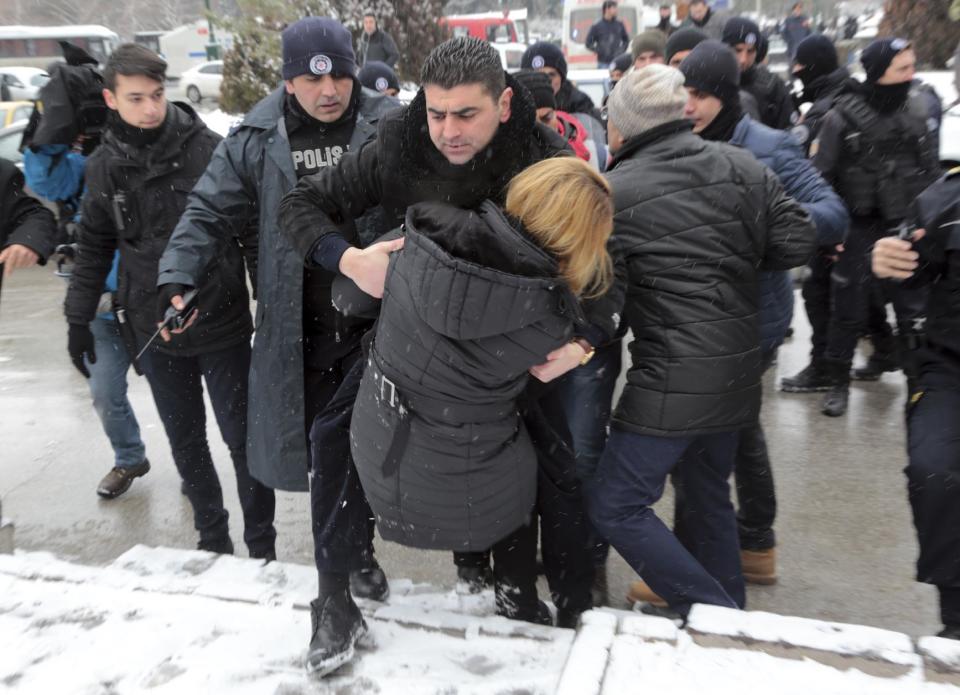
left=455, top=380, right=595, bottom=616
left=906, top=386, right=960, bottom=615
left=140, top=339, right=276, bottom=555
left=306, top=346, right=376, bottom=574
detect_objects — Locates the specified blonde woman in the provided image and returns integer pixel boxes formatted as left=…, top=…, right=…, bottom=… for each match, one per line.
left=349, top=156, right=612, bottom=627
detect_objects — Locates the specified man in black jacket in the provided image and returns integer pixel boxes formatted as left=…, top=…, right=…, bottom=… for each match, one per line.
left=586, top=1, right=630, bottom=66
left=872, top=169, right=960, bottom=641
left=64, top=44, right=277, bottom=559
left=521, top=41, right=600, bottom=120
left=722, top=17, right=796, bottom=130
left=586, top=64, right=815, bottom=617
left=782, top=38, right=940, bottom=416
left=790, top=34, right=848, bottom=154
left=280, top=36, right=604, bottom=670
left=358, top=12, right=399, bottom=69
left=0, top=158, right=57, bottom=298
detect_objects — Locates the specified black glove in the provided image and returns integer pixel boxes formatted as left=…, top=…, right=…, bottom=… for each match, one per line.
left=67, top=323, right=96, bottom=378
left=157, top=282, right=192, bottom=323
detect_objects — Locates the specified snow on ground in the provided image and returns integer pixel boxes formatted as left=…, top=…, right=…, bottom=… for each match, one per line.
left=199, top=109, right=243, bottom=137
left=2, top=547, right=960, bottom=694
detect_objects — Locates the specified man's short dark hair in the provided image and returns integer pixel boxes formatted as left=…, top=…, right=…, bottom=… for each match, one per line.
left=420, top=37, right=506, bottom=98
left=363, top=10, right=376, bottom=19
left=660, top=4, right=671, bottom=9
left=602, top=0, right=618, bottom=11
left=103, top=44, right=167, bottom=92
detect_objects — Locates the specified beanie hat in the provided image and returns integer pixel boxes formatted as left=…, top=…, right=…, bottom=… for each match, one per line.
left=282, top=17, right=356, bottom=81
left=861, top=37, right=911, bottom=84
left=521, top=42, right=568, bottom=79
left=358, top=60, right=399, bottom=94
left=607, top=64, right=687, bottom=140
left=611, top=52, right=633, bottom=74
left=514, top=70, right=556, bottom=110
left=631, top=30, right=667, bottom=61
left=721, top=17, right=762, bottom=49
left=679, top=40, right=741, bottom=105
left=794, top=34, right=838, bottom=85
left=665, top=28, right=707, bottom=64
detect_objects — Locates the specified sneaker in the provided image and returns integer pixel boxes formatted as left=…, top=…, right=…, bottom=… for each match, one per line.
left=780, top=362, right=832, bottom=393
left=626, top=579, right=667, bottom=608
left=456, top=565, right=494, bottom=595
left=349, top=561, right=390, bottom=602
left=851, top=352, right=899, bottom=381
left=741, top=547, right=777, bottom=585
left=307, top=589, right=368, bottom=676
left=96, top=459, right=150, bottom=499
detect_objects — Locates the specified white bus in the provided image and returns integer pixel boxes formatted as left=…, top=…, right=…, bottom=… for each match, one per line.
left=0, top=25, right=119, bottom=68
left=562, top=0, right=661, bottom=68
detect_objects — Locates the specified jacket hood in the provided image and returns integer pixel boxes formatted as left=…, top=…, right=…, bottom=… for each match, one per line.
left=399, top=199, right=574, bottom=341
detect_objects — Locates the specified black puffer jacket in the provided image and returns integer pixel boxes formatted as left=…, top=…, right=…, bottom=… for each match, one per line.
left=606, top=121, right=815, bottom=436
left=351, top=200, right=580, bottom=551
left=65, top=103, right=251, bottom=355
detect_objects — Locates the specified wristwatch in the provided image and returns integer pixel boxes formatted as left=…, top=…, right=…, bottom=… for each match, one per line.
left=573, top=338, right=596, bottom=366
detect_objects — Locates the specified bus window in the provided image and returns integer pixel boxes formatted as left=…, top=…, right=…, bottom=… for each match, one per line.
left=486, top=24, right=513, bottom=43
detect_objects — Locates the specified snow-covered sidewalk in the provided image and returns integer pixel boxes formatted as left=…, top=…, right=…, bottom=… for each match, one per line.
left=1, top=546, right=958, bottom=694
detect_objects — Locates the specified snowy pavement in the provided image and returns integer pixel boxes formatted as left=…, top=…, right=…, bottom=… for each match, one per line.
left=2, top=546, right=959, bottom=694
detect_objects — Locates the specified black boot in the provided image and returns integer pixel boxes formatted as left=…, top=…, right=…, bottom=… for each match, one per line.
left=197, top=536, right=234, bottom=555
left=821, top=360, right=850, bottom=417
left=851, top=351, right=900, bottom=381
left=495, top=578, right=553, bottom=626
left=349, top=559, right=390, bottom=602
left=780, top=360, right=832, bottom=392
left=307, top=578, right=367, bottom=676
left=456, top=565, right=494, bottom=595
left=938, top=587, right=960, bottom=640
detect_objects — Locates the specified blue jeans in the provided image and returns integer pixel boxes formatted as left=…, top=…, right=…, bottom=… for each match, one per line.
left=86, top=316, right=145, bottom=469
left=557, top=340, right=621, bottom=565
left=586, top=427, right=744, bottom=615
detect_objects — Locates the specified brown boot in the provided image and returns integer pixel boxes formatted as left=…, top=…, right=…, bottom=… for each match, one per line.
left=626, top=579, right=667, bottom=608
left=96, top=459, right=150, bottom=499
left=741, top=547, right=777, bottom=585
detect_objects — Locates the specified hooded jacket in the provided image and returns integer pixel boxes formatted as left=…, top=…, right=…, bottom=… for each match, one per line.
left=65, top=102, right=251, bottom=356
left=351, top=200, right=579, bottom=551
left=605, top=121, right=815, bottom=436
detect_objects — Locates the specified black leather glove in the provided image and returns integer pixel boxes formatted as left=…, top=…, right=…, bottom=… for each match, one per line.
left=67, top=323, right=96, bottom=378
left=157, top=282, right=192, bottom=323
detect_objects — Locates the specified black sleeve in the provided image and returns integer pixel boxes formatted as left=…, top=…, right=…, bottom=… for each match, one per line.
left=384, top=33, right=400, bottom=69
left=580, top=235, right=627, bottom=345
left=772, top=79, right=799, bottom=130
left=63, top=160, right=118, bottom=326
left=0, top=160, right=57, bottom=263
left=759, top=166, right=818, bottom=271
left=585, top=24, right=599, bottom=53
left=811, top=109, right=845, bottom=186
left=278, top=139, right=385, bottom=267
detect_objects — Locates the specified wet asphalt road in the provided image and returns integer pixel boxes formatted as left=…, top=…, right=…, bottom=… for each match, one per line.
left=0, top=265, right=940, bottom=637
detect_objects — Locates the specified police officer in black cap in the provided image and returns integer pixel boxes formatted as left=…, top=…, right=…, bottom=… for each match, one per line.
left=781, top=38, right=940, bottom=417
left=358, top=60, right=399, bottom=97
left=872, top=168, right=960, bottom=641
left=791, top=34, right=849, bottom=153
left=721, top=17, right=796, bottom=130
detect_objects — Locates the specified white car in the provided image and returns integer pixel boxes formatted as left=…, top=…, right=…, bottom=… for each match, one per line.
left=180, top=61, right=223, bottom=104
left=566, top=68, right=612, bottom=108
left=0, top=67, right=49, bottom=101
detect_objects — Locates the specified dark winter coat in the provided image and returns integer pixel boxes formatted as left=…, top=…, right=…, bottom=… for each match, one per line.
left=812, top=81, right=940, bottom=225
left=157, top=86, right=399, bottom=492
left=351, top=200, right=579, bottom=551
left=0, top=158, right=56, bottom=267
left=64, top=103, right=251, bottom=355
left=557, top=79, right=601, bottom=122
left=605, top=121, right=816, bottom=436
left=358, top=29, right=400, bottom=69
left=793, top=66, right=850, bottom=155
left=729, top=115, right=848, bottom=353
left=585, top=18, right=630, bottom=65
left=741, top=64, right=797, bottom=130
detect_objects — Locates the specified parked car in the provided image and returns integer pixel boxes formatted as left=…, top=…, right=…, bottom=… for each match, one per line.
left=0, top=119, right=28, bottom=169
left=0, top=101, right=33, bottom=128
left=566, top=68, right=612, bottom=107
left=180, top=60, right=223, bottom=104
left=0, top=67, right=49, bottom=101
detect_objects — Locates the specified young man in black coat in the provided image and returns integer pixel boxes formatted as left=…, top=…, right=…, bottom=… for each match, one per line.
left=722, top=17, right=797, bottom=130
left=63, top=44, right=277, bottom=560
left=521, top=41, right=601, bottom=121
left=588, top=64, right=814, bottom=618
left=280, top=36, right=611, bottom=673
left=585, top=0, right=630, bottom=66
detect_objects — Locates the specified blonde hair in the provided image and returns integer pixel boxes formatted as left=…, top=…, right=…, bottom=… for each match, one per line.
left=504, top=157, right=614, bottom=298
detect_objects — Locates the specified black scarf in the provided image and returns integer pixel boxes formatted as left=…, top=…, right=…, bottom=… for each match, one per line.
left=699, top=100, right=744, bottom=143
left=107, top=109, right=165, bottom=148
left=863, top=81, right=911, bottom=114
left=739, top=65, right=757, bottom=87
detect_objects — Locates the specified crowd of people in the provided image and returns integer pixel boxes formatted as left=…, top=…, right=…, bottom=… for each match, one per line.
left=0, top=0, right=957, bottom=679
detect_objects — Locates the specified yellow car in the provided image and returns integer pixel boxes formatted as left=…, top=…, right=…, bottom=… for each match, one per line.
left=0, top=100, right=33, bottom=127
